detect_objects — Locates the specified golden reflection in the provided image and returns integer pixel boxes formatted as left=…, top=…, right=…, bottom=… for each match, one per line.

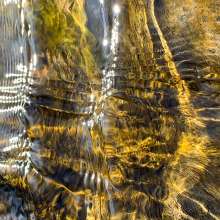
left=0, top=0, right=219, bottom=219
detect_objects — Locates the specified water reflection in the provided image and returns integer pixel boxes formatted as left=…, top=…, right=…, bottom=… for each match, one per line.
left=0, top=0, right=220, bottom=219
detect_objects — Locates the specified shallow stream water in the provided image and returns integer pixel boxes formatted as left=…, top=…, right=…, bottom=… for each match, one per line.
left=0, top=0, right=220, bottom=219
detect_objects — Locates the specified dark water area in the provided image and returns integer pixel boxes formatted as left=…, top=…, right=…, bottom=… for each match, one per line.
left=0, top=0, right=219, bottom=219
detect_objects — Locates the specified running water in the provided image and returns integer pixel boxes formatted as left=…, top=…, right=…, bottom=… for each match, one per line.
left=0, top=0, right=220, bottom=219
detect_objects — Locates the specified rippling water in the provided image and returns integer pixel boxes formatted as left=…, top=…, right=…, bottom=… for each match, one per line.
left=0, top=0, right=220, bottom=219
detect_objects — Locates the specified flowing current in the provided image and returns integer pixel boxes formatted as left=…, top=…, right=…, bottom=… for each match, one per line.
left=0, top=0, right=220, bottom=219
